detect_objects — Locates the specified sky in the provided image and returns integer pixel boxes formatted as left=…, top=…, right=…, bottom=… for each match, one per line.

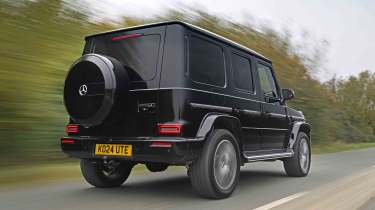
left=87, top=0, right=375, bottom=81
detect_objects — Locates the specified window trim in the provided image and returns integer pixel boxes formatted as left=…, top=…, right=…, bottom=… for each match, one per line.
left=187, top=34, right=227, bottom=88
left=230, top=51, right=256, bottom=95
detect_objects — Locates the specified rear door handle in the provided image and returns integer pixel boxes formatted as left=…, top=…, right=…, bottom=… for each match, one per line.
left=233, top=108, right=241, bottom=114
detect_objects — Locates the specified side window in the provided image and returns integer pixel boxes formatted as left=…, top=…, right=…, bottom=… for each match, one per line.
left=231, top=53, right=254, bottom=92
left=257, top=63, right=279, bottom=98
left=189, top=36, right=225, bottom=87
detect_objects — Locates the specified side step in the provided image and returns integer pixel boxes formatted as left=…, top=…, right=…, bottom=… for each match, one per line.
left=243, top=149, right=294, bottom=162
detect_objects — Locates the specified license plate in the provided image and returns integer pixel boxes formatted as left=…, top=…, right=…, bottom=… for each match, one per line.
left=95, top=144, right=132, bottom=156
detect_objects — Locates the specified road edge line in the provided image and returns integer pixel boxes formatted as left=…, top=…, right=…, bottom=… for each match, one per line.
left=252, top=191, right=309, bottom=210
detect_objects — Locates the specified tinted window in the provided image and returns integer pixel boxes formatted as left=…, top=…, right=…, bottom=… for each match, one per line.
left=231, top=53, right=254, bottom=92
left=93, top=34, right=161, bottom=81
left=189, top=36, right=225, bottom=87
left=257, top=64, right=278, bottom=98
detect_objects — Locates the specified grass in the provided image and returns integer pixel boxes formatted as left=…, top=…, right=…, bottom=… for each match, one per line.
left=1, top=142, right=375, bottom=187
left=312, top=142, right=375, bottom=154
left=0, top=162, right=80, bottom=187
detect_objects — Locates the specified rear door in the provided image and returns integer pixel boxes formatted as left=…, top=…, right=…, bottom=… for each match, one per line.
left=256, top=61, right=289, bottom=150
left=87, top=26, right=166, bottom=137
left=226, top=50, right=262, bottom=151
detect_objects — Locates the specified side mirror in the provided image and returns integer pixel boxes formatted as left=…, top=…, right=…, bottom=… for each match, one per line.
left=282, top=88, right=294, bottom=101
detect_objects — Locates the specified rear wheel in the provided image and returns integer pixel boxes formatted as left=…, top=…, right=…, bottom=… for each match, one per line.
left=189, top=129, right=240, bottom=199
left=80, top=159, right=133, bottom=188
left=283, top=132, right=311, bottom=177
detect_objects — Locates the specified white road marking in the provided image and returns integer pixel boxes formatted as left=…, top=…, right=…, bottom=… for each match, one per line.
left=253, top=191, right=309, bottom=210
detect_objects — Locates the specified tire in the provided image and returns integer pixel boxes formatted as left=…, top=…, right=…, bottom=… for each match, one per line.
left=189, top=129, right=240, bottom=199
left=146, top=163, right=169, bottom=172
left=283, top=132, right=311, bottom=177
left=80, top=159, right=133, bottom=188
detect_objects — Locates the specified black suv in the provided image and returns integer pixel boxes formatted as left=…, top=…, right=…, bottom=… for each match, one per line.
left=62, top=21, right=311, bottom=199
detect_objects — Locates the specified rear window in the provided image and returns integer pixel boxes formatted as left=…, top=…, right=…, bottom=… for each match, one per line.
left=92, top=34, right=161, bottom=81
left=189, top=36, right=225, bottom=87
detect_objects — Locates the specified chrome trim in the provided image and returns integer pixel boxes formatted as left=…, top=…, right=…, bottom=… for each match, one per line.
left=244, top=151, right=294, bottom=162
left=242, top=109, right=262, bottom=116
left=242, top=127, right=288, bottom=131
left=190, top=103, right=232, bottom=113
left=291, top=116, right=305, bottom=120
left=190, top=103, right=262, bottom=117
left=269, top=113, right=287, bottom=118
left=130, top=87, right=268, bottom=104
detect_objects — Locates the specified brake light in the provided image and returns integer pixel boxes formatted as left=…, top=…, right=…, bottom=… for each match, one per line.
left=112, top=34, right=142, bottom=41
left=61, top=139, right=75, bottom=144
left=158, top=123, right=182, bottom=135
left=150, top=141, right=172, bottom=148
left=66, top=124, right=78, bottom=134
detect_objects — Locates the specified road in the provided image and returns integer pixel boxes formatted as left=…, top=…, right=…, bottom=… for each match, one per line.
left=1, top=148, right=375, bottom=210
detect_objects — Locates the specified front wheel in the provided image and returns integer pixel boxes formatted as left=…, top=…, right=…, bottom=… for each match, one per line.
left=189, top=129, right=240, bottom=199
left=80, top=159, right=133, bottom=188
left=283, top=132, right=311, bottom=177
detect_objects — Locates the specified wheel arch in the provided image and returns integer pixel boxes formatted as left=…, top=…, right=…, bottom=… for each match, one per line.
left=196, top=113, right=243, bottom=155
left=288, top=121, right=311, bottom=149
left=299, top=123, right=311, bottom=139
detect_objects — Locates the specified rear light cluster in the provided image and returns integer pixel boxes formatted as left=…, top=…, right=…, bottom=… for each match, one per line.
left=158, top=123, right=182, bottom=135
left=61, top=139, right=75, bottom=144
left=66, top=124, right=78, bottom=134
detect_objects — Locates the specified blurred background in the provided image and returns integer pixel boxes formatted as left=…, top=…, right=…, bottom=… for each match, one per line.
left=0, top=0, right=374, bottom=182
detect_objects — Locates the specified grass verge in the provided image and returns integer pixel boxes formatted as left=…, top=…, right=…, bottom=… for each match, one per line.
left=312, top=142, right=375, bottom=154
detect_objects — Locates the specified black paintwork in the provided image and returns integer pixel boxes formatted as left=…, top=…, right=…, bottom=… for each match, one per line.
left=62, top=21, right=309, bottom=165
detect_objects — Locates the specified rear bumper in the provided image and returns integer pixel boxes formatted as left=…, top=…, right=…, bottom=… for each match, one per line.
left=61, top=136, right=204, bottom=165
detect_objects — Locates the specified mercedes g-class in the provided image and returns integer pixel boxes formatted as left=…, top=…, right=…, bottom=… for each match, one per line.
left=62, top=21, right=311, bottom=199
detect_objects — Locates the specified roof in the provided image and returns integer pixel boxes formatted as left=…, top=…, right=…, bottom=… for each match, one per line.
left=85, top=21, right=270, bottom=62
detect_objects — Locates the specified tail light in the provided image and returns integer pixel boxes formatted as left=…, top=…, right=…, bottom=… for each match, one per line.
left=66, top=124, right=78, bottom=134
left=61, top=139, right=75, bottom=144
left=158, top=123, right=182, bottom=135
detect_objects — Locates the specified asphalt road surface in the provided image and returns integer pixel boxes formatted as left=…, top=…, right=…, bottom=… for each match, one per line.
left=1, top=148, right=375, bottom=210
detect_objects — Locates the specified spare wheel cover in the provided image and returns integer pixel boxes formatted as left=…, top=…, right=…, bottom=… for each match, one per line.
left=63, top=54, right=124, bottom=126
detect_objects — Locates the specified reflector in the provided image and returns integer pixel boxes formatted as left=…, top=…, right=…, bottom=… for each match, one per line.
left=150, top=141, right=172, bottom=148
left=62, top=139, right=75, bottom=144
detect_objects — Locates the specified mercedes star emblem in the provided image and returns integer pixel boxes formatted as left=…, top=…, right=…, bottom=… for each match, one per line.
left=79, top=84, right=88, bottom=96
